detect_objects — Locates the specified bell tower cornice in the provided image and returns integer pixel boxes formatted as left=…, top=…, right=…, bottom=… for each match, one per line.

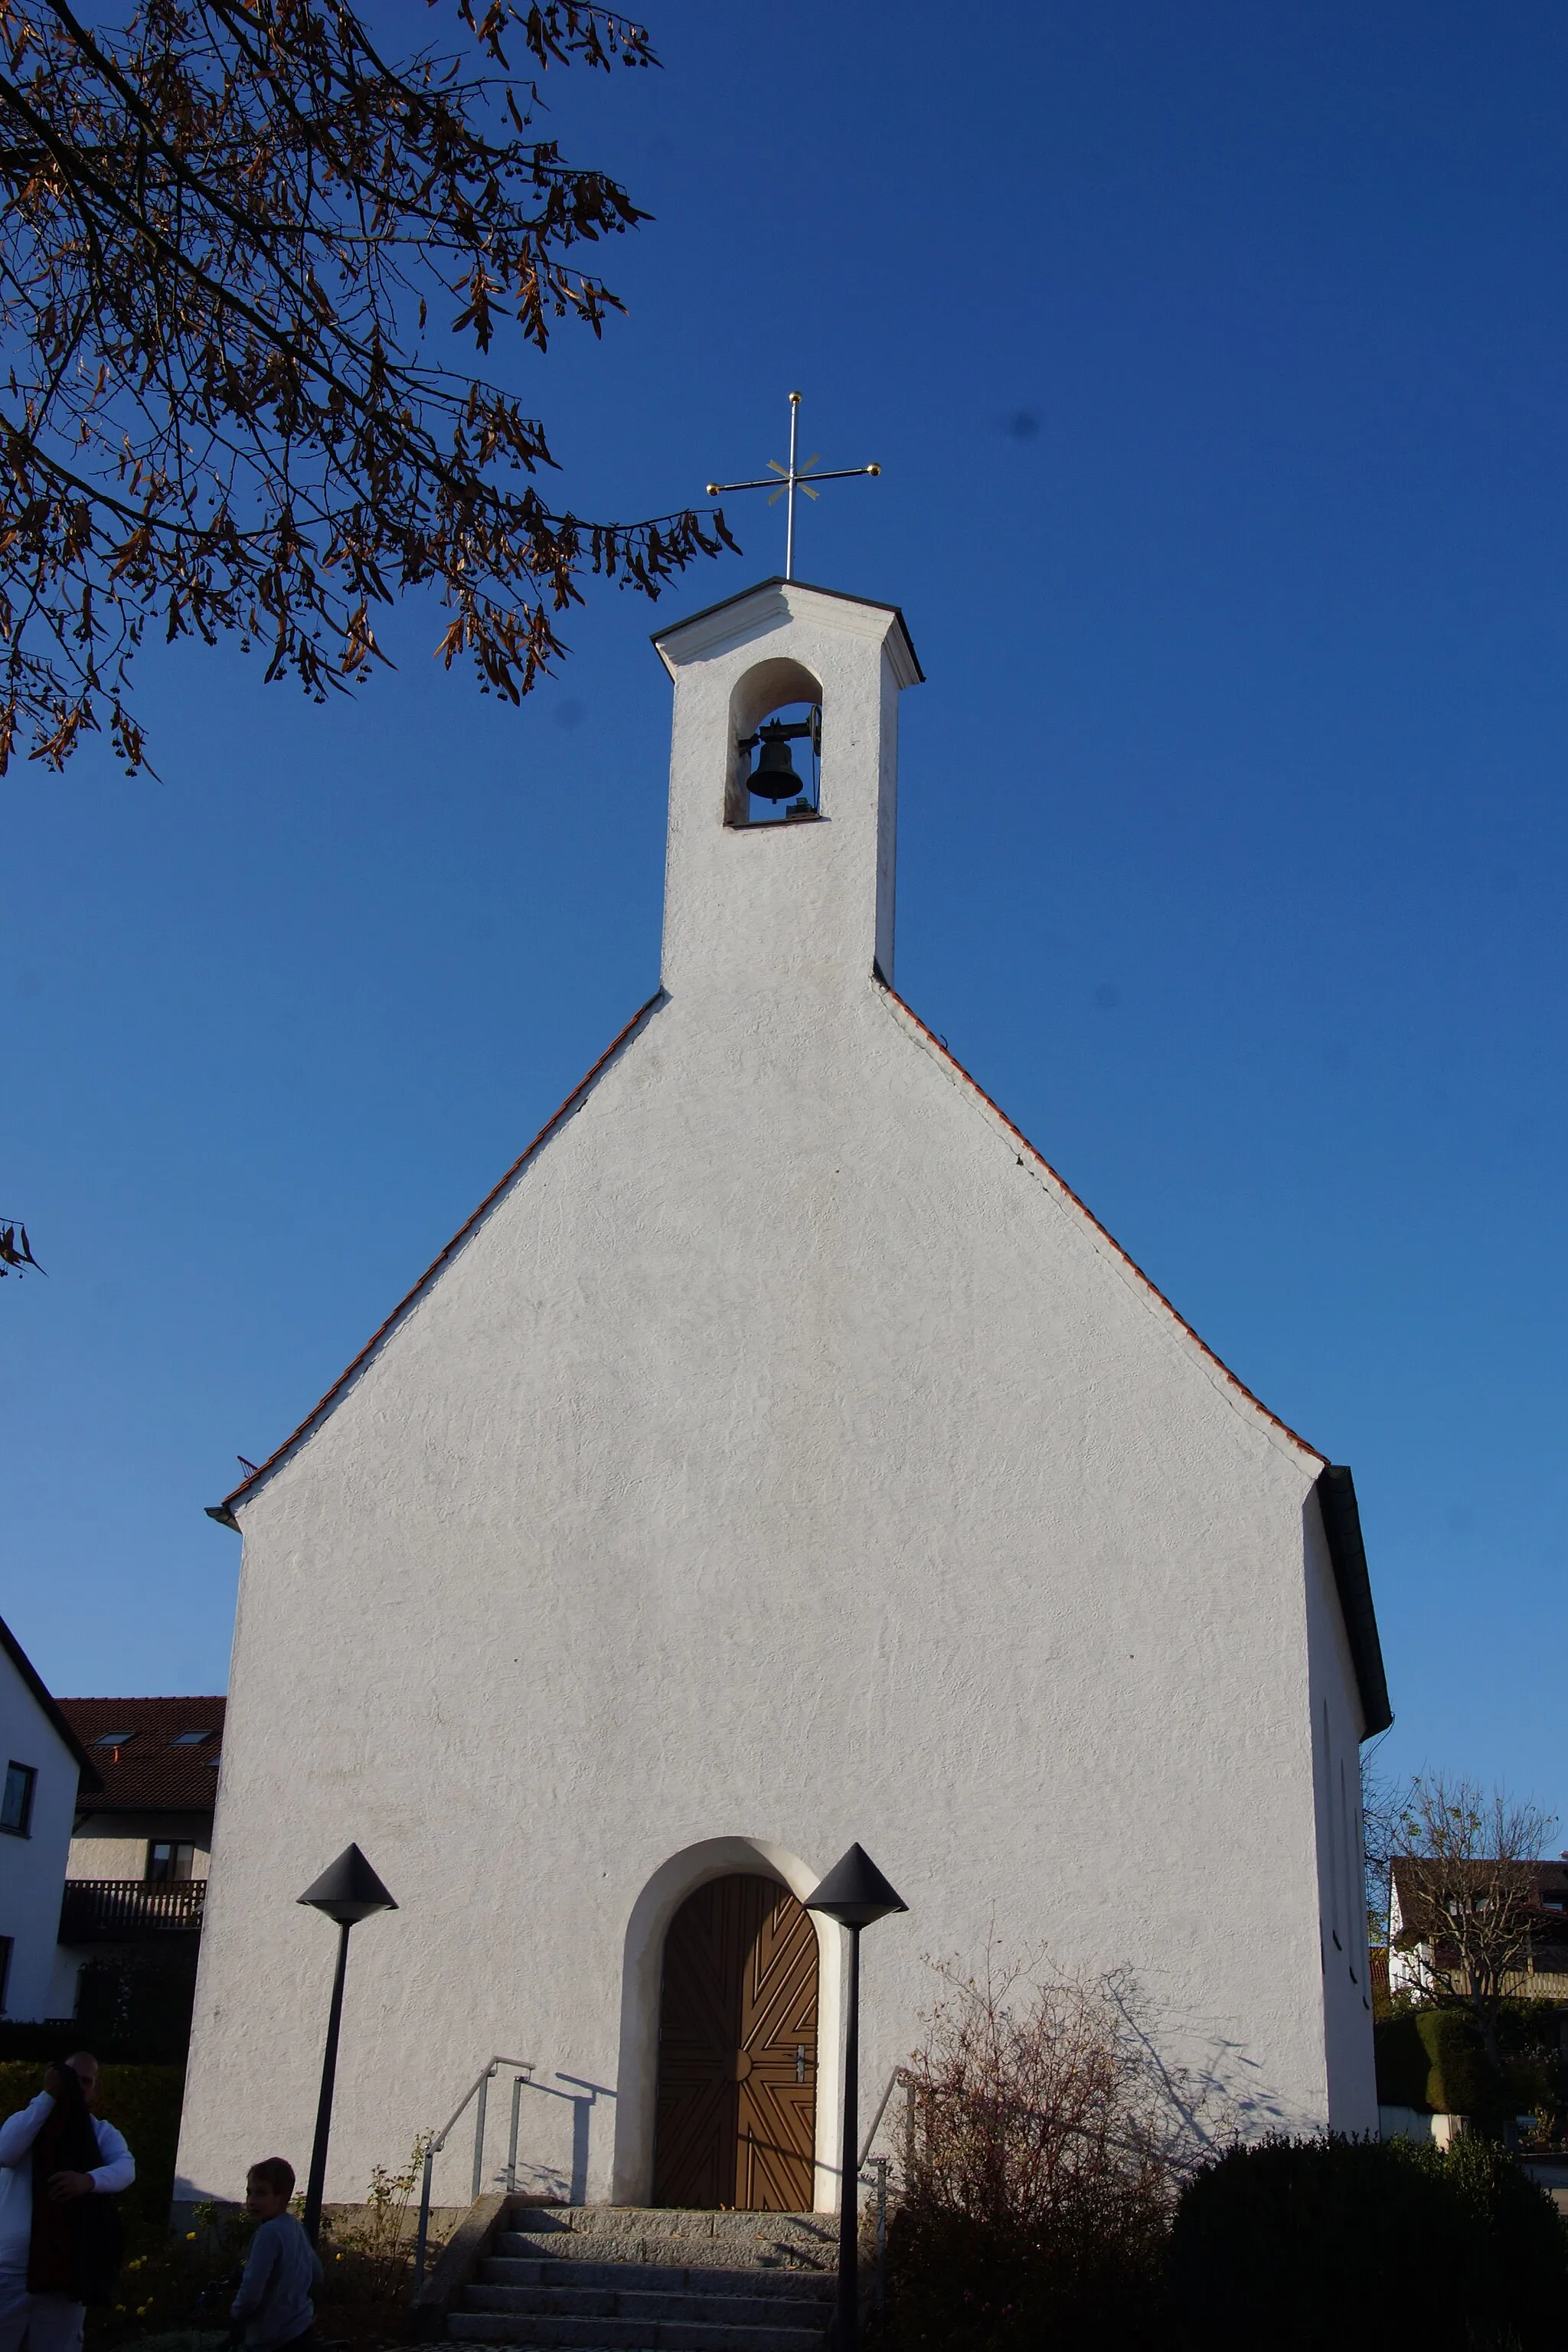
left=652, top=577, right=923, bottom=688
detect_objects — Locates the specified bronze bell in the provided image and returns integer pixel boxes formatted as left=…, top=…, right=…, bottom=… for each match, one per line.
left=750, top=724, right=803, bottom=801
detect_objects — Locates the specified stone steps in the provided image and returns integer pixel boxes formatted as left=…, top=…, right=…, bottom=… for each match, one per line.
left=447, top=2209, right=835, bottom=2352
left=449, top=2318, right=826, bottom=2352
left=481, top=2262, right=831, bottom=2298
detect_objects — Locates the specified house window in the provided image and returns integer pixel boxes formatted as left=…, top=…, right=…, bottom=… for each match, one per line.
left=1, top=1762, right=36, bottom=1837
left=146, top=1841, right=197, bottom=1883
left=170, top=1730, right=214, bottom=1746
left=0, top=1936, right=11, bottom=2011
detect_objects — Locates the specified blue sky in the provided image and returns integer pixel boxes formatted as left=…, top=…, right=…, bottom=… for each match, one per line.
left=3, top=0, right=1565, bottom=1822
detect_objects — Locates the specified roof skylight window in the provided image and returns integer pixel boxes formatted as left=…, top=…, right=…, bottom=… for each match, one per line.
left=171, top=1730, right=214, bottom=1745
left=93, top=1730, right=136, bottom=1746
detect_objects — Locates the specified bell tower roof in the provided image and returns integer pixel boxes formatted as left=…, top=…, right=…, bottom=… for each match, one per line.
left=651, top=577, right=923, bottom=687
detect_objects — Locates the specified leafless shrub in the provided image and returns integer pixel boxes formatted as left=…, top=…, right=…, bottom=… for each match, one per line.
left=902, top=1951, right=1203, bottom=2225
left=884, top=1950, right=1218, bottom=2352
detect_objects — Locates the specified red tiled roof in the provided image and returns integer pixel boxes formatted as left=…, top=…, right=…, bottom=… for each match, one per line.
left=58, top=1695, right=226, bottom=1814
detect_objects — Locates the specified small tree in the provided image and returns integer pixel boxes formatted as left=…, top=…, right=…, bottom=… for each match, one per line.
left=1361, top=1736, right=1400, bottom=1960
left=1390, top=1772, right=1557, bottom=2066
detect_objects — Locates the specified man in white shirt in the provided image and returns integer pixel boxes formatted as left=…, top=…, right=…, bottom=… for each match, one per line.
left=0, top=2055, right=135, bottom=2352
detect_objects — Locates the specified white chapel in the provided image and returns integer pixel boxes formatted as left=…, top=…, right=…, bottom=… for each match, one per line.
left=176, top=575, right=1390, bottom=2215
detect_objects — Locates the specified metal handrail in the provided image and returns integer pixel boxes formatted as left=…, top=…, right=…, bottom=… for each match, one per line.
left=855, top=2068, right=913, bottom=2328
left=411, top=2056, right=534, bottom=2292
left=858, top=2065, right=911, bottom=2174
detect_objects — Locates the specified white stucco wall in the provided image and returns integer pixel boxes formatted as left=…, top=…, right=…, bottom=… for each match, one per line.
left=178, top=581, right=1380, bottom=2211
left=68, top=1831, right=152, bottom=1878
left=0, top=1645, right=81, bottom=2019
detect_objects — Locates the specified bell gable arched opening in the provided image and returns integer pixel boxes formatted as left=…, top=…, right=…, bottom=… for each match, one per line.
left=725, top=658, right=824, bottom=829
left=652, top=1872, right=819, bottom=2210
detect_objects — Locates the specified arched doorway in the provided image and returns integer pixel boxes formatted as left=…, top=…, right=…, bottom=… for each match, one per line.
left=652, top=1872, right=818, bottom=2210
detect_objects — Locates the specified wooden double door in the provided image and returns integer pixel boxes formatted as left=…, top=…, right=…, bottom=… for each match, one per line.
left=652, top=1872, right=818, bottom=2210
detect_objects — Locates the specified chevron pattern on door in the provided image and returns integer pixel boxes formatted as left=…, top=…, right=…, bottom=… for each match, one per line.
left=652, top=1872, right=818, bottom=2210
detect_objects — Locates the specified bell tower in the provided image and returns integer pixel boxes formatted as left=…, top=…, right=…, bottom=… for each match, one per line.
left=652, top=578, right=923, bottom=1001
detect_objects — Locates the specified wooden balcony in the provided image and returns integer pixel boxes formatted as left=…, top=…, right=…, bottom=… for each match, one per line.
left=59, top=1877, right=207, bottom=1942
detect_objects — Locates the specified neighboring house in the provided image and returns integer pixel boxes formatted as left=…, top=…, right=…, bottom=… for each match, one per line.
left=179, top=575, right=1390, bottom=2213
left=57, top=1695, right=225, bottom=1943
left=0, top=1614, right=99, bottom=2021
left=1389, top=1854, right=1568, bottom=2005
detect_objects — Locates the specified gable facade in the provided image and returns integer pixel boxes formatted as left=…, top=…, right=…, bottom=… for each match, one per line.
left=177, top=580, right=1387, bottom=2213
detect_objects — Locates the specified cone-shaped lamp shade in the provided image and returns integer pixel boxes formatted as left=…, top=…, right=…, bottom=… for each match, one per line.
left=297, top=1843, right=398, bottom=1925
left=805, top=1843, right=907, bottom=1929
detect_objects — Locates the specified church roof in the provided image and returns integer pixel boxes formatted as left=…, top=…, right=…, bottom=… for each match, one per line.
left=880, top=982, right=1318, bottom=1455
left=207, top=976, right=1390, bottom=1740
left=878, top=981, right=1391, bottom=1739
left=209, top=992, right=665, bottom=1529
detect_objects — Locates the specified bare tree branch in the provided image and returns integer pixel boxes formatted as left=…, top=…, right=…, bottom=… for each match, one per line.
left=1389, top=1770, right=1558, bottom=2063
left=0, top=0, right=738, bottom=772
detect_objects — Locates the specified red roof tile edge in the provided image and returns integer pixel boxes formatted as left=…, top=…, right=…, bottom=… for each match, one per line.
left=876, top=977, right=1323, bottom=1465
left=214, top=971, right=1319, bottom=1525
left=214, top=992, right=667, bottom=1521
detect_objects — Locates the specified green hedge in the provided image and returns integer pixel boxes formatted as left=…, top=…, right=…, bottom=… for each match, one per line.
left=76, top=1952, right=199, bottom=2065
left=1374, top=2007, right=1504, bottom=2114
left=883, top=2196, right=1168, bottom=2352
left=1168, top=2132, right=1568, bottom=2350
left=0, top=2062, right=186, bottom=2245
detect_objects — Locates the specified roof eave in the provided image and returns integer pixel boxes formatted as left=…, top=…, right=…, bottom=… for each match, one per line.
left=876, top=977, right=1325, bottom=1466
left=1315, top=1464, right=1393, bottom=1738
left=0, top=1612, right=102, bottom=1791
left=210, top=990, right=665, bottom=1523
left=650, top=576, right=924, bottom=685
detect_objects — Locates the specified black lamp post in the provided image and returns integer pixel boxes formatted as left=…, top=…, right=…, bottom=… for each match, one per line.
left=297, top=1844, right=397, bottom=2246
left=806, top=1844, right=907, bottom=2352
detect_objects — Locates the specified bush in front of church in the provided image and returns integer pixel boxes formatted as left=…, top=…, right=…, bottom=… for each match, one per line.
left=1167, top=2131, right=1568, bottom=2349
left=880, top=1955, right=1196, bottom=2352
